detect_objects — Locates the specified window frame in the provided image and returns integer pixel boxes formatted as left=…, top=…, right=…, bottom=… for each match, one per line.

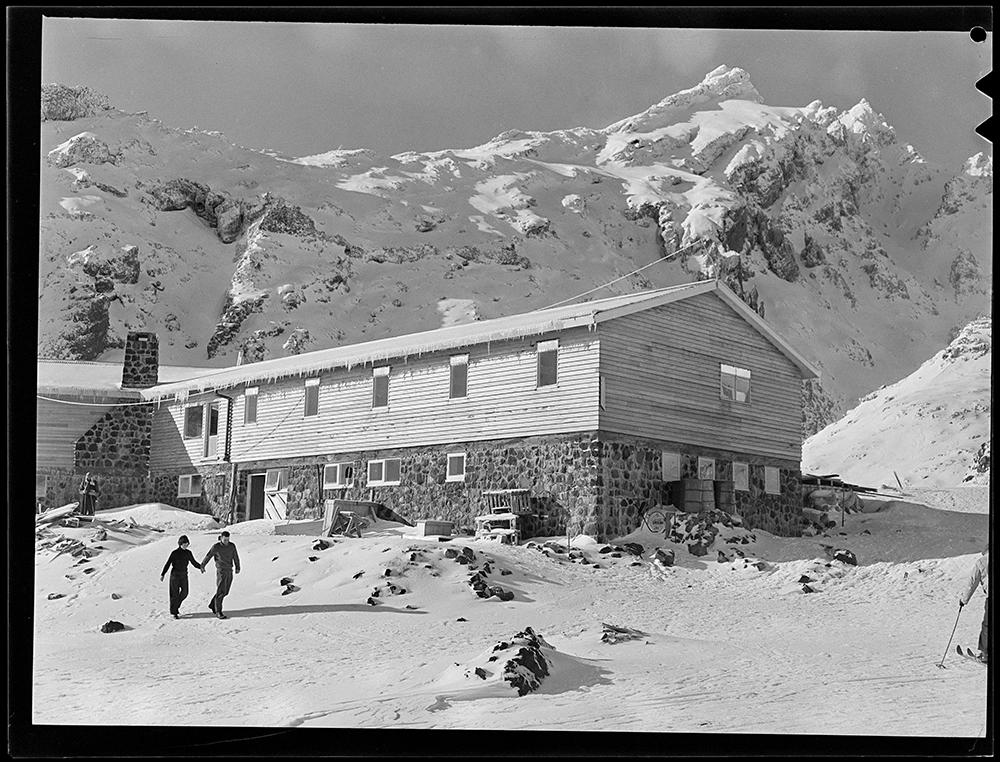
left=372, top=366, right=390, bottom=409
left=536, top=339, right=559, bottom=388
left=697, top=456, right=716, bottom=482
left=764, top=466, right=781, bottom=495
left=445, top=452, right=467, bottom=482
left=720, top=363, right=751, bottom=403
left=367, top=457, right=401, bottom=486
left=661, top=451, right=681, bottom=482
left=244, top=386, right=258, bottom=425
left=304, top=377, right=320, bottom=417
left=264, top=467, right=289, bottom=492
left=449, top=354, right=469, bottom=399
left=323, top=462, right=355, bottom=490
left=178, top=473, right=203, bottom=498
left=36, top=474, right=48, bottom=499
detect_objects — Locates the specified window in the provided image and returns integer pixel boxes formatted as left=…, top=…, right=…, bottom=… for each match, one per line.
left=323, top=462, right=354, bottom=489
left=720, top=364, right=751, bottom=402
left=764, top=467, right=780, bottom=495
left=178, top=474, right=203, bottom=497
left=368, top=458, right=401, bottom=486
left=304, top=378, right=320, bottom=417
left=449, top=354, right=468, bottom=399
left=373, top=366, right=390, bottom=408
left=698, top=457, right=716, bottom=481
left=203, top=402, right=220, bottom=458
left=733, top=462, right=749, bottom=492
left=184, top=405, right=203, bottom=438
left=662, top=451, right=681, bottom=482
left=446, top=453, right=467, bottom=482
left=244, top=387, right=258, bottom=425
left=265, top=468, right=289, bottom=492
left=536, top=339, right=558, bottom=387
left=36, top=475, right=48, bottom=499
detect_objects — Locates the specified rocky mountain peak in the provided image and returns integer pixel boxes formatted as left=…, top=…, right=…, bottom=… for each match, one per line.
left=41, top=83, right=113, bottom=122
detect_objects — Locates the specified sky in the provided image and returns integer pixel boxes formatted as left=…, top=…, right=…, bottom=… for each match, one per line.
left=39, top=15, right=992, bottom=170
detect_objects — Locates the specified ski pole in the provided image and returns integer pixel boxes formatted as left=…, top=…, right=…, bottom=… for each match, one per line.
left=936, top=603, right=962, bottom=669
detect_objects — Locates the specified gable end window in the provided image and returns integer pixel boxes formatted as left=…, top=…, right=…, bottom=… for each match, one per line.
left=450, top=354, right=468, bottom=399
left=244, top=387, right=258, bottom=425
left=536, top=339, right=559, bottom=388
left=368, top=458, right=401, bottom=486
left=323, top=462, right=355, bottom=489
left=720, top=364, right=751, bottom=403
left=446, top=453, right=467, bottom=482
left=178, top=474, right=203, bottom=497
left=373, top=366, right=390, bottom=408
left=764, top=466, right=781, bottom=495
left=304, top=378, right=320, bottom=417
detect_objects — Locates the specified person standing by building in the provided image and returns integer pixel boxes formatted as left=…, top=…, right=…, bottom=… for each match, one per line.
left=78, top=472, right=100, bottom=516
left=201, top=530, right=241, bottom=619
left=160, top=535, right=204, bottom=619
left=959, top=546, right=989, bottom=664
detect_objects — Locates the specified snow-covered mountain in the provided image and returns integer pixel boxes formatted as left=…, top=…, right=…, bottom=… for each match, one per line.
left=38, top=67, right=992, bottom=433
left=803, top=315, right=991, bottom=488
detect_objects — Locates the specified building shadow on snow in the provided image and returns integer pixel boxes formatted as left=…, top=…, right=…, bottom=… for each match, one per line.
left=185, top=603, right=429, bottom=619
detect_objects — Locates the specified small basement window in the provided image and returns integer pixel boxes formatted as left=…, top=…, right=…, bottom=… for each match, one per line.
left=265, top=468, right=289, bottom=492
left=368, top=458, right=401, bottom=486
left=244, top=387, right=258, bottom=425
left=183, top=405, right=203, bottom=438
left=698, top=457, right=716, bottom=482
left=304, top=378, right=320, bottom=417
left=323, top=462, right=355, bottom=489
left=537, top=339, right=559, bottom=388
left=720, top=364, right=751, bottom=403
left=450, top=354, right=468, bottom=399
left=446, top=453, right=467, bottom=482
left=36, top=474, right=48, bottom=498
left=373, top=366, right=390, bottom=408
left=178, top=474, right=203, bottom=497
left=733, top=462, right=749, bottom=492
left=764, top=466, right=781, bottom=495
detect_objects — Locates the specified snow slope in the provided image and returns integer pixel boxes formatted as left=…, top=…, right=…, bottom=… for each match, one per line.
left=33, top=502, right=988, bottom=734
left=803, top=315, right=991, bottom=488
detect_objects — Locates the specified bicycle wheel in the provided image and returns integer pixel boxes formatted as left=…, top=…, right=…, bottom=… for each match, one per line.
left=643, top=509, right=667, bottom=534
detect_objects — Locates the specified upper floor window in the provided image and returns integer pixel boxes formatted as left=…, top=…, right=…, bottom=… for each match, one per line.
left=244, top=387, right=258, bottom=425
left=323, top=462, right=355, bottom=489
left=720, top=364, right=751, bottom=403
left=368, top=458, right=401, bottom=486
left=537, top=339, right=559, bottom=388
left=446, top=453, right=467, bottom=482
left=373, top=366, right=390, bottom=408
left=304, top=378, right=320, bottom=417
left=183, top=405, right=203, bottom=439
left=450, top=354, right=468, bottom=399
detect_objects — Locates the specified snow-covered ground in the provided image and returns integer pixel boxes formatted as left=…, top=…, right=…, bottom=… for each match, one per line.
left=32, top=498, right=988, bottom=735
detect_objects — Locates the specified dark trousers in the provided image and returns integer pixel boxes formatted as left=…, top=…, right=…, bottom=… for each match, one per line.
left=168, top=573, right=189, bottom=615
left=209, top=568, right=234, bottom=614
left=979, top=596, right=989, bottom=658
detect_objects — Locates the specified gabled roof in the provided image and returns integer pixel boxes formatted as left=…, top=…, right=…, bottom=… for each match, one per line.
left=140, top=279, right=819, bottom=401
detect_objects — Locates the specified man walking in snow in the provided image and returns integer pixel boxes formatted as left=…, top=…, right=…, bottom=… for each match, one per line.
left=201, top=530, right=241, bottom=619
left=959, top=547, right=989, bottom=663
left=160, top=535, right=203, bottom=618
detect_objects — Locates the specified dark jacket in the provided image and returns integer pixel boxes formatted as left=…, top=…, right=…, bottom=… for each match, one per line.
left=201, top=541, right=241, bottom=573
left=161, top=548, right=200, bottom=577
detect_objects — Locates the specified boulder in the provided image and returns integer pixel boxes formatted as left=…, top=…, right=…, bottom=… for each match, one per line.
left=833, top=549, right=858, bottom=566
left=100, top=620, right=125, bottom=633
left=654, top=548, right=675, bottom=567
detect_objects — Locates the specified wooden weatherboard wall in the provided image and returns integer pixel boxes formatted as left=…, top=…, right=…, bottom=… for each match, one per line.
left=149, top=391, right=231, bottom=471
left=597, top=291, right=805, bottom=461
left=36, top=398, right=114, bottom=469
left=160, top=327, right=601, bottom=464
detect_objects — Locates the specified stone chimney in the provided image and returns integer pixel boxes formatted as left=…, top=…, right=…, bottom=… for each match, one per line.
left=122, top=332, right=159, bottom=388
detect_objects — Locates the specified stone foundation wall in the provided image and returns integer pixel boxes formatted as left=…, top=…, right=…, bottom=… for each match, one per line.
left=74, top=404, right=153, bottom=473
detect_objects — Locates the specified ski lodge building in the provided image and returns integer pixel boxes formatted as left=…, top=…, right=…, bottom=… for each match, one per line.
left=35, top=279, right=820, bottom=540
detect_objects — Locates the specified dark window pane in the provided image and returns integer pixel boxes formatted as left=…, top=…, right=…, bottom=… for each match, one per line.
left=538, top=349, right=558, bottom=387
left=373, top=375, right=389, bottom=407
left=305, top=384, right=319, bottom=416
left=245, top=394, right=257, bottom=424
left=368, top=461, right=383, bottom=483
left=209, top=404, right=219, bottom=436
left=385, top=459, right=401, bottom=482
left=184, top=407, right=203, bottom=438
left=450, top=362, right=467, bottom=398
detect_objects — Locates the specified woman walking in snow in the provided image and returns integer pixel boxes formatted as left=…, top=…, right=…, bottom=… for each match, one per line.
left=160, top=535, right=204, bottom=619
left=959, top=547, right=989, bottom=663
left=201, top=530, right=241, bottom=620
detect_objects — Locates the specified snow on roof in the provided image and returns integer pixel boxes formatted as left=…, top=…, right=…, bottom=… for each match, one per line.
left=36, top=360, right=221, bottom=398
left=141, top=279, right=818, bottom=402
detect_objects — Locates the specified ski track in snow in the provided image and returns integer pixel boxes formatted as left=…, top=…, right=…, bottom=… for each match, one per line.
left=32, top=506, right=988, bottom=734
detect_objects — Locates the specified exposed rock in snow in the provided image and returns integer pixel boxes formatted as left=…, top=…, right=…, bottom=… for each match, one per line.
left=41, top=83, right=112, bottom=121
